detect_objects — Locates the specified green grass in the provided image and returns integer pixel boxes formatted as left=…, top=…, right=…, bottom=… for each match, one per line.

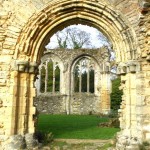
left=37, top=114, right=120, bottom=139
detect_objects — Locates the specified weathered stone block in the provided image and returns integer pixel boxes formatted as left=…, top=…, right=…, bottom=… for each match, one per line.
left=4, top=135, right=26, bottom=150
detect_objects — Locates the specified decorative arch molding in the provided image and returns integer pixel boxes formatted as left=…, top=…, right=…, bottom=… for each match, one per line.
left=70, top=54, right=101, bottom=71
left=14, top=0, right=137, bottom=63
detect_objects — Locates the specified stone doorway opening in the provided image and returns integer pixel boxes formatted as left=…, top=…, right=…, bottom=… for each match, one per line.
left=33, top=24, right=120, bottom=147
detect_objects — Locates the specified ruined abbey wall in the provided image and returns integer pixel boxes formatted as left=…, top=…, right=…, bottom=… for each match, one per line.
left=0, top=0, right=149, bottom=149
left=35, top=48, right=111, bottom=115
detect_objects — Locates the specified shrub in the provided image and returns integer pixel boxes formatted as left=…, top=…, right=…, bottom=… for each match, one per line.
left=108, top=110, right=118, bottom=118
left=111, top=77, right=123, bottom=110
left=34, top=131, right=53, bottom=145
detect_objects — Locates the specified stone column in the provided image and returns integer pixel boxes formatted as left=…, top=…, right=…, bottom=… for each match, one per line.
left=100, top=63, right=111, bottom=114
left=1, top=61, right=38, bottom=149
left=116, top=60, right=150, bottom=149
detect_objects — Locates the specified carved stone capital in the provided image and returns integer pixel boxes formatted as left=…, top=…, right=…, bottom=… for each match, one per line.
left=13, top=61, right=38, bottom=73
left=16, top=61, right=29, bottom=72
left=117, top=62, right=127, bottom=75
left=117, top=61, right=140, bottom=75
left=29, top=62, right=38, bottom=74
left=126, top=61, right=140, bottom=73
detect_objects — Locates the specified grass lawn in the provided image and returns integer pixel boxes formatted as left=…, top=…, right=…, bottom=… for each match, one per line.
left=37, top=114, right=120, bottom=139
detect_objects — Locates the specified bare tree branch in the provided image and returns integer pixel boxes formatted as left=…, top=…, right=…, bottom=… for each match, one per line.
left=55, top=27, right=91, bottom=49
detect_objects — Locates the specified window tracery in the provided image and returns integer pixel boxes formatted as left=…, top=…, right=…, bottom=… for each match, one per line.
left=39, top=60, right=60, bottom=93
left=73, top=57, right=95, bottom=93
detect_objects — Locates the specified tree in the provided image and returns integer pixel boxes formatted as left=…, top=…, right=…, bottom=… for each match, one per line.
left=97, top=32, right=117, bottom=76
left=97, top=32, right=115, bottom=61
left=56, top=31, right=68, bottom=49
left=55, top=27, right=91, bottom=49
left=110, top=77, right=123, bottom=110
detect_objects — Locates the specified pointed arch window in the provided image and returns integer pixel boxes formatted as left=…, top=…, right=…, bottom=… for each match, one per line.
left=73, top=57, right=95, bottom=93
left=39, top=60, right=60, bottom=93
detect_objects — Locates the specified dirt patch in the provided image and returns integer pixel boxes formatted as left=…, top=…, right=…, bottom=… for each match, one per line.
left=41, top=139, right=115, bottom=150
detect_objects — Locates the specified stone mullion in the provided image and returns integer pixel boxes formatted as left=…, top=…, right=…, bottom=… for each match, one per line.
left=87, top=63, right=90, bottom=93
left=53, top=62, right=56, bottom=93
left=79, top=61, right=82, bottom=93
left=45, top=62, right=48, bottom=93
left=72, top=71, right=75, bottom=93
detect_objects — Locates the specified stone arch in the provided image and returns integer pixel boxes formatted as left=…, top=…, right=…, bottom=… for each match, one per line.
left=13, top=0, right=137, bottom=63
left=70, top=54, right=101, bottom=70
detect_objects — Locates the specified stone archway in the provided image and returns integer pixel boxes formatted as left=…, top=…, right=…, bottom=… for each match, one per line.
left=0, top=0, right=149, bottom=149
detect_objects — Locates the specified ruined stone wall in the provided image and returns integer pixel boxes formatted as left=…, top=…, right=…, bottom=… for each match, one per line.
left=34, top=48, right=110, bottom=115
left=34, top=93, right=101, bottom=115
left=34, top=94, right=67, bottom=114
left=70, top=93, right=101, bottom=115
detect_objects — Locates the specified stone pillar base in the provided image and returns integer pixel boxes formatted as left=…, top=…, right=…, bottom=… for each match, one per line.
left=2, top=134, right=38, bottom=150
left=116, top=132, right=141, bottom=150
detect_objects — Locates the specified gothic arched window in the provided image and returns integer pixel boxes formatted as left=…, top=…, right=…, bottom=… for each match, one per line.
left=73, top=57, right=95, bottom=93
left=40, top=60, right=60, bottom=93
